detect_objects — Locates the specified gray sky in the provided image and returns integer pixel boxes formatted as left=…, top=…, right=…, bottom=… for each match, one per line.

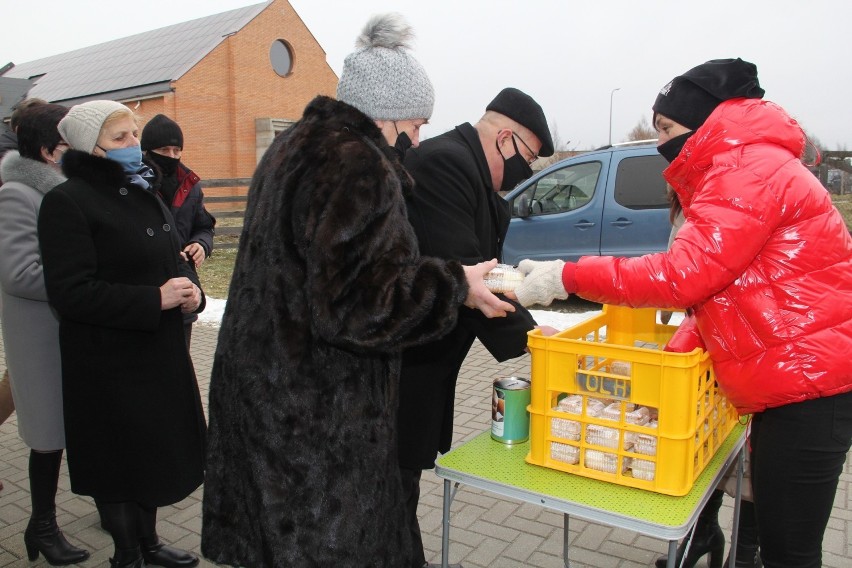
left=2, top=0, right=849, bottom=149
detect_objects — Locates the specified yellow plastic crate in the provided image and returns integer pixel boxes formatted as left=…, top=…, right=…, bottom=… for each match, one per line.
left=525, top=305, right=739, bottom=496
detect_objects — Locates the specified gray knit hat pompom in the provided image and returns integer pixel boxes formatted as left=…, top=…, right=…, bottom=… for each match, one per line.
left=336, top=13, right=435, bottom=121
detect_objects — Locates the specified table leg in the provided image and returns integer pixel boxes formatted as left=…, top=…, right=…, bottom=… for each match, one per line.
left=666, top=539, right=678, bottom=568
left=728, top=447, right=745, bottom=568
left=563, top=513, right=571, bottom=567
left=442, top=479, right=451, bottom=568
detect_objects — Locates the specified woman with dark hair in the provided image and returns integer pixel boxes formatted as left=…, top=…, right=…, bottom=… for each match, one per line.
left=37, top=100, right=207, bottom=568
left=0, top=103, right=90, bottom=565
left=511, top=58, right=852, bottom=568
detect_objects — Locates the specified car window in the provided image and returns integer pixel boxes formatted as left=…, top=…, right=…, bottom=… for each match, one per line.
left=514, top=161, right=602, bottom=217
left=613, top=154, right=669, bottom=210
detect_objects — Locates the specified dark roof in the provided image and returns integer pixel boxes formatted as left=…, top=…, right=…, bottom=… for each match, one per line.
left=0, top=76, right=36, bottom=122
left=1, top=2, right=268, bottom=104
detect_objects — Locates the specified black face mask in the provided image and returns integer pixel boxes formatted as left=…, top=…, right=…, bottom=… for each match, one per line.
left=657, top=131, right=695, bottom=163
left=147, top=151, right=181, bottom=176
left=498, top=135, right=533, bottom=191
left=393, top=130, right=413, bottom=160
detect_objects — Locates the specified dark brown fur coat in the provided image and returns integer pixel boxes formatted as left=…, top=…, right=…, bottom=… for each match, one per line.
left=201, top=96, right=468, bottom=567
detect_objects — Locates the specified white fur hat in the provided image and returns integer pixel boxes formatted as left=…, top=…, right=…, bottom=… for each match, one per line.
left=336, top=13, right=434, bottom=121
left=58, top=100, right=129, bottom=153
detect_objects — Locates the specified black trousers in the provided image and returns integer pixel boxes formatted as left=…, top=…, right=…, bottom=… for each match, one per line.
left=750, top=390, right=852, bottom=568
left=400, top=467, right=426, bottom=568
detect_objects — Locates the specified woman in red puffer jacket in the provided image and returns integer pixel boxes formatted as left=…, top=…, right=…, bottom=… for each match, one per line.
left=512, top=59, right=852, bottom=568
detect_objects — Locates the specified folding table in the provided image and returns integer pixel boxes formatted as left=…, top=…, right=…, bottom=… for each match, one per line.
left=434, top=423, right=746, bottom=567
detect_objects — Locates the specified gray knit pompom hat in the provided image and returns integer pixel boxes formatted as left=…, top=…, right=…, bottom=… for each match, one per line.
left=58, top=100, right=129, bottom=153
left=336, top=13, right=435, bottom=121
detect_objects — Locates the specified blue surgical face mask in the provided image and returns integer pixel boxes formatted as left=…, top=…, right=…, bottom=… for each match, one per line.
left=99, top=144, right=144, bottom=174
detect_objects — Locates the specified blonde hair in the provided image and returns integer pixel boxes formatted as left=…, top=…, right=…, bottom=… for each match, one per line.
left=101, top=108, right=136, bottom=131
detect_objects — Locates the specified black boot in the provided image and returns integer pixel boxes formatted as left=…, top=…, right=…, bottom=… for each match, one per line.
left=725, top=500, right=762, bottom=568
left=97, top=499, right=113, bottom=533
left=23, top=450, right=90, bottom=565
left=656, top=489, right=725, bottom=568
left=99, top=501, right=148, bottom=568
left=110, top=546, right=146, bottom=568
left=140, top=538, right=199, bottom=568
left=137, top=505, right=199, bottom=568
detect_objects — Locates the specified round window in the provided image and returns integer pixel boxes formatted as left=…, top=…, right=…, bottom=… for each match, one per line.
left=270, top=40, right=293, bottom=77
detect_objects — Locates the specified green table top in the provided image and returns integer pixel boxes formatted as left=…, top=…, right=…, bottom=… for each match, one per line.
left=435, top=423, right=746, bottom=540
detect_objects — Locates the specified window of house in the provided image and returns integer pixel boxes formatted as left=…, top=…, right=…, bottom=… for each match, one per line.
left=270, top=40, right=294, bottom=77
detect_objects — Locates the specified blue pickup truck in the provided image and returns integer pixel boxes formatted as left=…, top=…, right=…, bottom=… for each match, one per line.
left=501, top=141, right=671, bottom=265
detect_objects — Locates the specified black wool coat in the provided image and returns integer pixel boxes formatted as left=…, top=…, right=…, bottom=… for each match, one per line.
left=400, top=123, right=537, bottom=470
left=37, top=150, right=206, bottom=506
left=201, top=96, right=469, bottom=567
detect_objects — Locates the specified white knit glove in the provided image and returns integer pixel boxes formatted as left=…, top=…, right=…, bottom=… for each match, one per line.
left=513, top=259, right=569, bottom=307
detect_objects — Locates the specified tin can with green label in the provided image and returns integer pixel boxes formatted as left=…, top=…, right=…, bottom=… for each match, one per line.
left=491, top=377, right=531, bottom=444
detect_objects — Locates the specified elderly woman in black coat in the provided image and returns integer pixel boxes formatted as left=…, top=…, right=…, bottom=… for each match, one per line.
left=37, top=100, right=206, bottom=568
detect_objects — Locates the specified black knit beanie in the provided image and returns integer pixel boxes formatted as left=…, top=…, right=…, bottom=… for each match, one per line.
left=141, top=114, right=184, bottom=151
left=652, top=58, right=765, bottom=130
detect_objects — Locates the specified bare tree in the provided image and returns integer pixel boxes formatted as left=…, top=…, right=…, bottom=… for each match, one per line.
left=625, top=116, right=656, bottom=142
left=801, top=129, right=826, bottom=166
left=550, top=123, right=568, bottom=152
left=533, top=123, right=573, bottom=170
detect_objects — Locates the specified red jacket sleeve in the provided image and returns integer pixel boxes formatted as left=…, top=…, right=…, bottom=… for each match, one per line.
left=573, top=164, right=782, bottom=309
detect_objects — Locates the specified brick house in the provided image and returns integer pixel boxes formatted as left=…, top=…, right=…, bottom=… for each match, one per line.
left=0, top=0, right=338, bottom=195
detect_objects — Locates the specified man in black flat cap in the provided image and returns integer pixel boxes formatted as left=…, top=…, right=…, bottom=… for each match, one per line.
left=398, top=87, right=555, bottom=568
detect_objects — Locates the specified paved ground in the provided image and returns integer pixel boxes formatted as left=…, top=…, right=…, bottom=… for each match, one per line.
left=1, top=321, right=851, bottom=567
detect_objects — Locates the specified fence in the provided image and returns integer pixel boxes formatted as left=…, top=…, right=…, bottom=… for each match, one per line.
left=202, top=178, right=250, bottom=250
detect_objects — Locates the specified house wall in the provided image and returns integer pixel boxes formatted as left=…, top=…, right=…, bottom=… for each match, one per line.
left=134, top=0, right=337, bottom=184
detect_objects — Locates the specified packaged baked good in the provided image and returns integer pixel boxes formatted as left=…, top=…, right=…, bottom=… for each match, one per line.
left=483, top=264, right=524, bottom=293
left=586, top=424, right=620, bottom=448
left=551, top=417, right=581, bottom=441
left=555, top=394, right=606, bottom=417
left=584, top=397, right=607, bottom=417
left=584, top=449, right=626, bottom=473
left=600, top=402, right=649, bottom=426
left=625, top=406, right=651, bottom=426
left=551, top=442, right=579, bottom=464
left=631, top=458, right=656, bottom=480
left=556, top=394, right=584, bottom=414
left=634, top=433, right=658, bottom=456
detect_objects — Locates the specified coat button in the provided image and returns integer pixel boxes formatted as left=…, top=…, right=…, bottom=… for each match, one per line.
left=163, top=224, right=171, bottom=232
left=119, top=188, right=128, bottom=195
left=146, top=228, right=154, bottom=236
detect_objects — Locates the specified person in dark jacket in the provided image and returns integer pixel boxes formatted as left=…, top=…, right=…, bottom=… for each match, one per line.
left=398, top=87, right=556, bottom=568
left=141, top=114, right=216, bottom=346
left=512, top=58, right=852, bottom=568
left=38, top=100, right=207, bottom=568
left=200, top=14, right=514, bottom=568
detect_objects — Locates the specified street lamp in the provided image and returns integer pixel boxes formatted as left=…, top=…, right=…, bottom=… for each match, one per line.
left=608, top=87, right=621, bottom=146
